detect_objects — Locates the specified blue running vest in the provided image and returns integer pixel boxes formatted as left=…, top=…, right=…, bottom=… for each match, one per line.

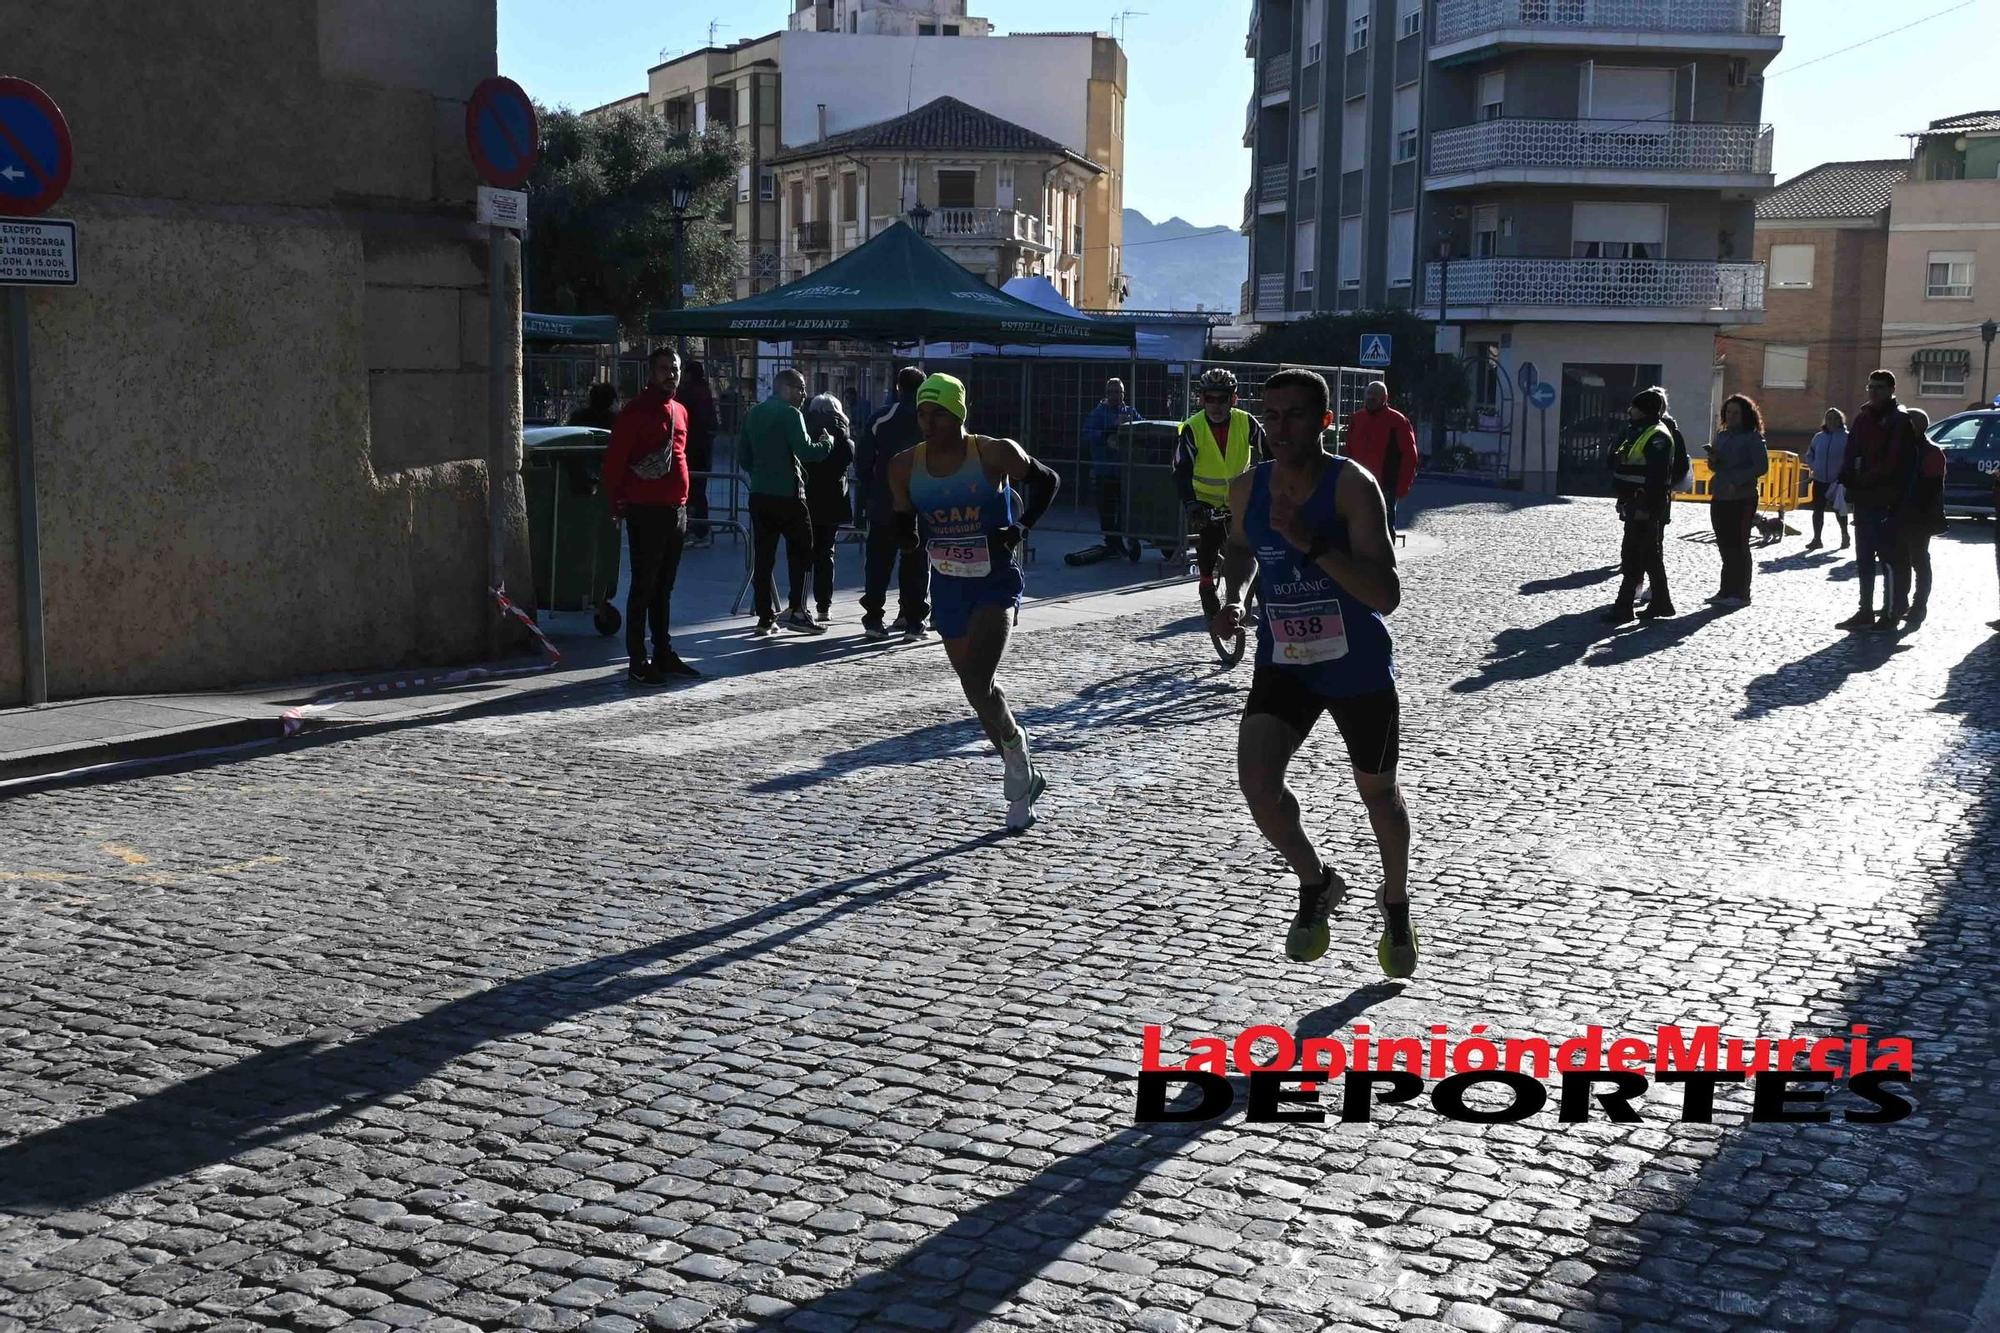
left=1244, top=456, right=1395, bottom=697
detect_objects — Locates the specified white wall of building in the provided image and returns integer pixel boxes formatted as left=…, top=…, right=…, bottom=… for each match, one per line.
left=780, top=32, right=1093, bottom=153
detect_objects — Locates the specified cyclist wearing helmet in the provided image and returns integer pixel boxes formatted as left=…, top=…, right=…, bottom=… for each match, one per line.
left=1176, top=368, right=1268, bottom=619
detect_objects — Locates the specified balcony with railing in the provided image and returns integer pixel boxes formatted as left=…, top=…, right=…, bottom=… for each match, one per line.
left=1431, top=0, right=1781, bottom=50
left=1258, top=164, right=1290, bottom=208
left=1261, top=54, right=1293, bottom=100
left=1424, top=256, right=1766, bottom=320
left=1427, top=118, right=1774, bottom=186
left=869, top=209, right=1050, bottom=248
left=793, top=220, right=832, bottom=253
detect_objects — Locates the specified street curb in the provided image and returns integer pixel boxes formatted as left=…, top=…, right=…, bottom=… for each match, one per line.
left=0, top=576, right=1200, bottom=791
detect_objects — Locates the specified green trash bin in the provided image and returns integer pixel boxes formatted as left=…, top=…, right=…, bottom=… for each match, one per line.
left=1115, top=420, right=1186, bottom=555
left=522, top=426, right=623, bottom=636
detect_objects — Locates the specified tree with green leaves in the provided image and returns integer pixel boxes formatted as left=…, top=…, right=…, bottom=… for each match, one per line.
left=525, top=106, right=743, bottom=335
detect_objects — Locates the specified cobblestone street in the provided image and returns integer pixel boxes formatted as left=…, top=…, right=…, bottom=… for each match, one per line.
left=3, top=496, right=1997, bottom=1333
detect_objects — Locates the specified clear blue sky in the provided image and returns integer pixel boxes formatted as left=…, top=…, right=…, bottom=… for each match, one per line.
left=500, top=0, right=1997, bottom=231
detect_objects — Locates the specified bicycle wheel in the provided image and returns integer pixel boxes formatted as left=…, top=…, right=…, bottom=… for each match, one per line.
left=1210, top=588, right=1249, bottom=667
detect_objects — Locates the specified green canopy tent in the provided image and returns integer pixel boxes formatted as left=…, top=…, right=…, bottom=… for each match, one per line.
left=645, top=221, right=1138, bottom=350
left=524, top=312, right=620, bottom=345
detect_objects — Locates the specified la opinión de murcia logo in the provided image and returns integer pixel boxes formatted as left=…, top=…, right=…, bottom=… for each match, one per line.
left=1136, top=1023, right=1916, bottom=1125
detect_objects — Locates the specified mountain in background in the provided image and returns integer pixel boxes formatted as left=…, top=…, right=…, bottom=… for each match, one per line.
left=1120, top=209, right=1247, bottom=315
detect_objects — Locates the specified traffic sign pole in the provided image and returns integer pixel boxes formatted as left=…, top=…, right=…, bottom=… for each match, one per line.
left=8, top=287, right=45, bottom=703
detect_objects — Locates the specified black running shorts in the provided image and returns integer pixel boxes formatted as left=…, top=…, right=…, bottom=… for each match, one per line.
left=1244, top=671, right=1400, bottom=774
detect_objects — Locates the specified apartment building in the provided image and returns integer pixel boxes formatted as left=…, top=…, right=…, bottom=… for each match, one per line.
left=1718, top=160, right=1903, bottom=453
left=1243, top=0, right=1783, bottom=491
left=767, top=97, right=1101, bottom=302
left=610, top=0, right=1127, bottom=307
left=1882, top=111, right=2000, bottom=410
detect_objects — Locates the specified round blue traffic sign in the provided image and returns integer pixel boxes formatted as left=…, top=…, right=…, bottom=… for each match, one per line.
left=0, top=77, right=74, bottom=218
left=1529, top=381, right=1556, bottom=410
left=465, top=76, right=539, bottom=190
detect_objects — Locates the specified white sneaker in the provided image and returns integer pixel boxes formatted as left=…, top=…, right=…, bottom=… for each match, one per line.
left=1002, top=729, right=1034, bottom=800
left=1006, top=768, right=1047, bottom=831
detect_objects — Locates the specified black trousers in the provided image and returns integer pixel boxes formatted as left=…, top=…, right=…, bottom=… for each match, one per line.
left=750, top=494, right=813, bottom=623
left=1616, top=517, right=1668, bottom=608
left=1809, top=479, right=1847, bottom=543
left=808, top=510, right=845, bottom=612
left=861, top=520, right=931, bottom=624
left=1711, top=497, right=1755, bottom=598
left=625, top=504, right=686, bottom=662
left=1856, top=510, right=1910, bottom=616
left=685, top=436, right=713, bottom=535
left=1193, top=514, right=1229, bottom=580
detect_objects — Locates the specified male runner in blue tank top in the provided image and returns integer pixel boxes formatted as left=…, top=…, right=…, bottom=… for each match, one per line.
left=1211, top=368, right=1417, bottom=978
left=889, top=373, right=1063, bottom=830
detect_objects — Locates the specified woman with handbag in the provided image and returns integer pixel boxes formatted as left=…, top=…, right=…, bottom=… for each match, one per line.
left=1804, top=408, right=1849, bottom=550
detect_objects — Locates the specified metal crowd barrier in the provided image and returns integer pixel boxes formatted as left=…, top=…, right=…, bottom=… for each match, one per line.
left=1672, top=449, right=1811, bottom=520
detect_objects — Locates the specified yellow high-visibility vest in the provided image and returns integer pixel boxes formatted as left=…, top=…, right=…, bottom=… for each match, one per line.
left=1186, top=409, right=1254, bottom=505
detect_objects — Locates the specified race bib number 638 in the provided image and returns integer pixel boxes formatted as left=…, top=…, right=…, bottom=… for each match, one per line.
left=1266, top=598, right=1349, bottom=664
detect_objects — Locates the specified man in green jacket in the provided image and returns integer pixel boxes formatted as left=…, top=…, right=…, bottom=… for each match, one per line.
left=742, top=368, right=836, bottom=635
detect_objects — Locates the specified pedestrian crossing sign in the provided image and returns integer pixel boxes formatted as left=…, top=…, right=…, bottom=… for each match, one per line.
left=1359, top=333, right=1392, bottom=367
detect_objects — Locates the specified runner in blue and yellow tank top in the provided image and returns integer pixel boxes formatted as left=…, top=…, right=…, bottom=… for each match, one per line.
left=1210, top=368, right=1419, bottom=978
left=889, top=373, right=1063, bottom=831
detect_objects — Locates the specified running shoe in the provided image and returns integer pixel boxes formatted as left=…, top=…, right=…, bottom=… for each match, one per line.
left=903, top=621, right=932, bottom=642
left=1835, top=611, right=1875, bottom=631
left=1637, top=602, right=1677, bottom=620
left=1005, top=768, right=1047, bottom=831
left=862, top=616, right=891, bottom=641
left=1378, top=905, right=1419, bottom=979
left=752, top=620, right=778, bottom=638
left=785, top=609, right=827, bottom=636
left=816, top=605, right=833, bottom=625
left=627, top=661, right=666, bottom=686
left=1285, top=868, right=1343, bottom=963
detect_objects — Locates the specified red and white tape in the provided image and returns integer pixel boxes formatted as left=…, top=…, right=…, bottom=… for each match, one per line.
left=280, top=587, right=562, bottom=737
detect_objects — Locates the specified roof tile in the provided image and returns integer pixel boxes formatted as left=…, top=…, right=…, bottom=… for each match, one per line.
left=1756, top=159, right=1907, bottom=221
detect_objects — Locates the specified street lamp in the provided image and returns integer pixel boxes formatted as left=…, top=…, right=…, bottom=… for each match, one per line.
left=669, top=173, right=694, bottom=357
left=1981, top=318, right=1997, bottom=404
left=907, top=201, right=932, bottom=237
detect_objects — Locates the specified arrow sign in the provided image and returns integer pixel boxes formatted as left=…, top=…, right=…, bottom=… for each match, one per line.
left=1529, top=380, right=1555, bottom=410
left=0, top=78, right=75, bottom=218
left=1359, top=332, right=1392, bottom=367
left=465, top=76, right=539, bottom=190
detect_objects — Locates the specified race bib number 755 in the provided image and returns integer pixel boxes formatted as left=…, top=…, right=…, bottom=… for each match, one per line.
left=928, top=537, right=992, bottom=578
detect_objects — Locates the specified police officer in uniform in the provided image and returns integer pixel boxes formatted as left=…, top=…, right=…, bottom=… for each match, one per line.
left=1175, top=368, right=1267, bottom=620
left=1603, top=387, right=1687, bottom=625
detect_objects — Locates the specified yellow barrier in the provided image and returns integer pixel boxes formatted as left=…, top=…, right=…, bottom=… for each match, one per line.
left=1671, top=449, right=1811, bottom=514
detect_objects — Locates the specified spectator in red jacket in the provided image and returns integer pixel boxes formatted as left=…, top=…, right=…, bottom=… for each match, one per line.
left=1343, top=381, right=1419, bottom=530
left=603, top=347, right=698, bottom=683
left=1835, top=369, right=1923, bottom=632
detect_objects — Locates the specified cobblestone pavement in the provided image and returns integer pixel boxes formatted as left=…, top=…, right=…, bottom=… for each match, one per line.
left=3, top=497, right=1997, bottom=1333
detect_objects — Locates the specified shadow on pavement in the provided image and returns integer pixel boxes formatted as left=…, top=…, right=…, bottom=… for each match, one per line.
left=749, top=663, right=1243, bottom=794
left=1582, top=606, right=1727, bottom=668
left=1576, top=635, right=2000, bottom=1328
left=0, top=835, right=1008, bottom=1216
left=1760, top=549, right=1844, bottom=575
left=1737, top=631, right=1911, bottom=721
left=772, top=982, right=1403, bottom=1331
left=1451, top=610, right=1613, bottom=694
left=1519, top=566, right=1620, bottom=596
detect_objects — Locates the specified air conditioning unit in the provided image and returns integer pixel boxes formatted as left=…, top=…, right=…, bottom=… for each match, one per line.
left=1726, top=58, right=1750, bottom=88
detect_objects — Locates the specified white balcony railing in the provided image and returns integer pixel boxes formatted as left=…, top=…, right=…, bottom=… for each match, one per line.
left=1433, top=0, right=1781, bottom=44
left=1258, top=164, right=1290, bottom=204
left=872, top=209, right=1049, bottom=247
left=1430, top=119, right=1774, bottom=177
left=1262, top=54, right=1293, bottom=96
left=1424, top=257, right=1766, bottom=311
left=1255, top=273, right=1287, bottom=309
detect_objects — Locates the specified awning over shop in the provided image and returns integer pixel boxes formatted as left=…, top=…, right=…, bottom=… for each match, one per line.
left=1910, top=347, right=1971, bottom=368
left=645, top=222, right=1139, bottom=348
left=524, top=313, right=620, bottom=345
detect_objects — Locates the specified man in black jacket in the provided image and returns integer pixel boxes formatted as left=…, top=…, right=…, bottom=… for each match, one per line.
left=1603, top=388, right=1686, bottom=625
left=855, top=366, right=932, bottom=640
